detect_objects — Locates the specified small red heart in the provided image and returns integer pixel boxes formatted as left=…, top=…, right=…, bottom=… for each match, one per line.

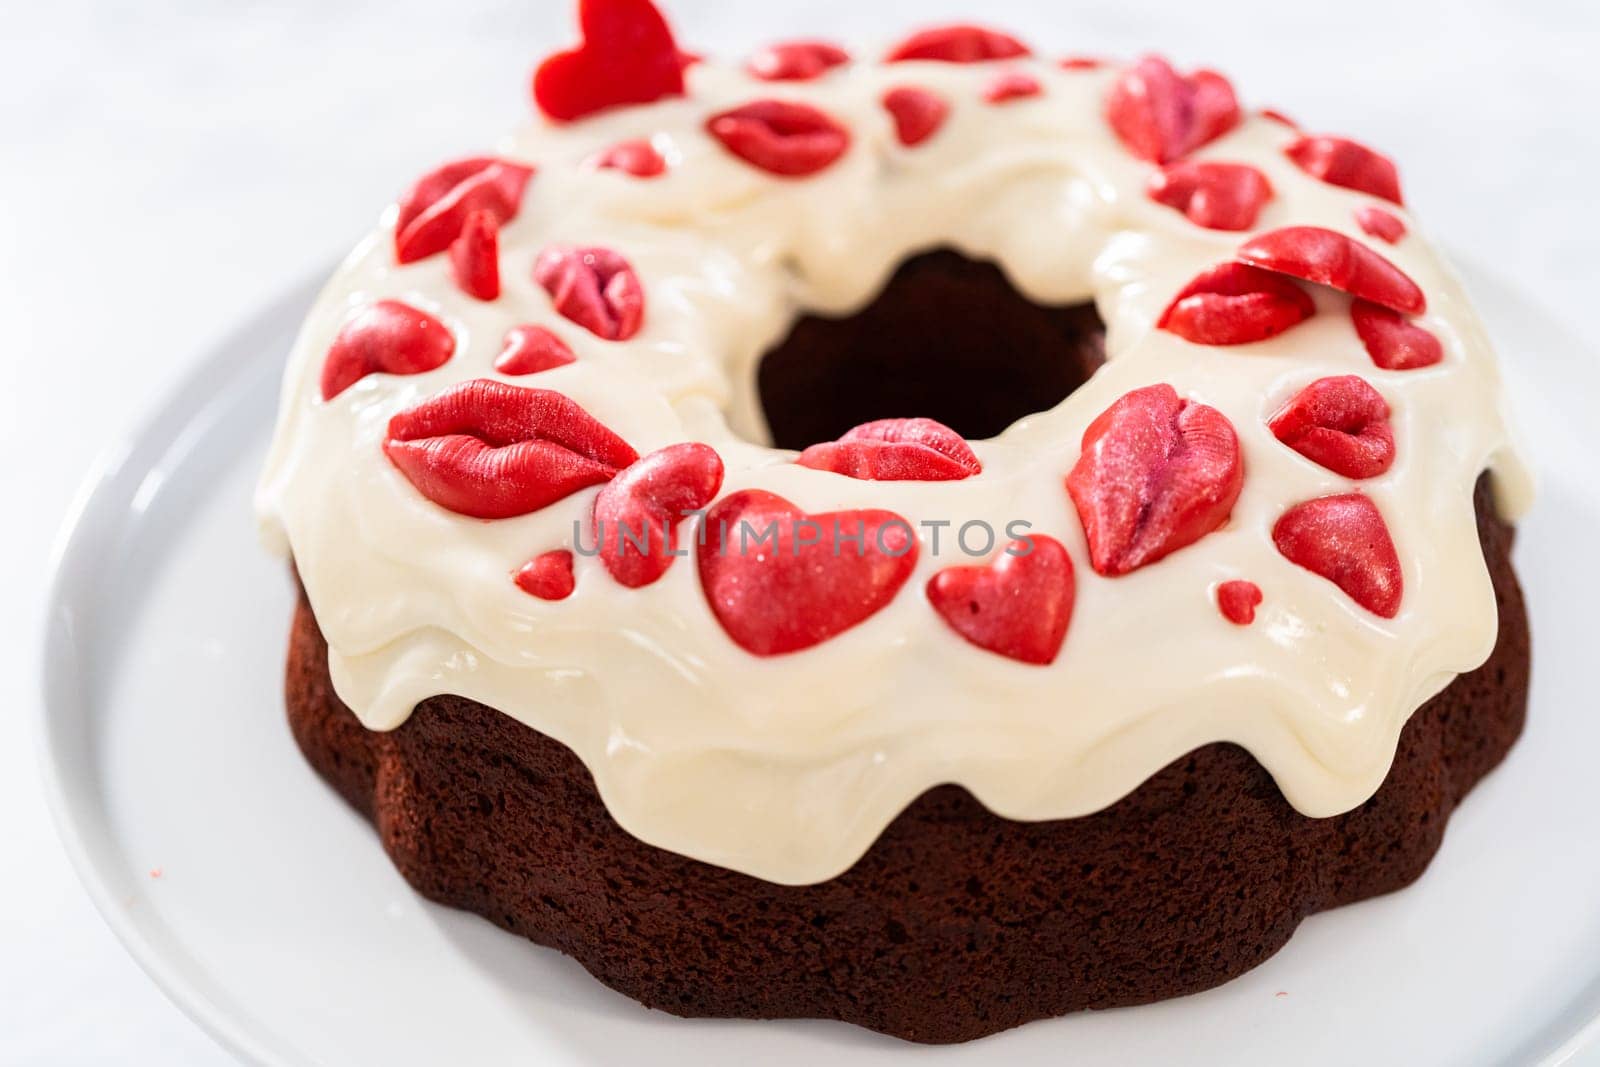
left=594, top=443, right=725, bottom=589
left=1159, top=262, right=1315, bottom=346
left=448, top=210, right=500, bottom=301
left=882, top=86, right=951, bottom=147
left=748, top=40, right=851, bottom=82
left=698, top=490, right=919, bottom=656
left=1106, top=55, right=1240, bottom=164
left=514, top=551, right=576, bottom=601
left=495, top=325, right=577, bottom=376
left=1355, top=206, right=1407, bottom=244
left=1238, top=226, right=1426, bottom=315
left=532, top=0, right=686, bottom=123
left=1268, top=375, right=1395, bottom=479
left=1148, top=161, right=1273, bottom=231
left=320, top=300, right=456, bottom=401
left=1273, top=494, right=1403, bottom=618
left=982, top=70, right=1043, bottom=105
left=886, top=24, right=1031, bottom=64
left=1216, top=580, right=1262, bottom=625
left=705, top=100, right=852, bottom=178
left=796, top=418, right=981, bottom=481
left=1285, top=135, right=1403, bottom=205
left=1351, top=299, right=1444, bottom=371
left=927, top=535, right=1075, bottom=665
left=588, top=139, right=669, bottom=178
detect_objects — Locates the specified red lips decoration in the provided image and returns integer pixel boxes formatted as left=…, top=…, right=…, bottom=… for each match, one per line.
left=886, top=24, right=1031, bottom=64
left=1268, top=375, right=1395, bottom=479
left=1067, top=384, right=1244, bottom=576
left=698, top=490, right=919, bottom=656
left=514, top=550, right=576, bottom=601
left=590, top=139, right=669, bottom=178
left=926, top=536, right=1075, bottom=665
left=1351, top=300, right=1444, bottom=371
left=982, top=71, right=1043, bottom=105
left=594, top=443, right=725, bottom=589
left=320, top=300, right=456, bottom=401
left=706, top=100, right=852, bottom=177
left=1355, top=206, right=1407, bottom=244
left=383, top=379, right=637, bottom=519
left=394, top=157, right=533, bottom=266
left=533, top=246, right=646, bottom=341
left=748, top=40, right=851, bottom=82
left=1216, top=580, right=1262, bottom=625
left=882, top=86, right=950, bottom=147
left=1159, top=262, right=1315, bottom=346
left=1285, top=135, right=1403, bottom=205
left=495, top=325, right=577, bottom=376
left=532, top=0, right=686, bottom=123
left=796, top=418, right=981, bottom=482
left=1148, top=161, right=1273, bottom=232
left=1273, top=494, right=1403, bottom=618
left=1106, top=55, right=1240, bottom=164
left=1238, top=226, right=1426, bottom=315
left=448, top=210, right=500, bottom=301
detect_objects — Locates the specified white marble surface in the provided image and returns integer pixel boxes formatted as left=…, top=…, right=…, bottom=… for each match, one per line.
left=1, top=1, right=1595, bottom=1062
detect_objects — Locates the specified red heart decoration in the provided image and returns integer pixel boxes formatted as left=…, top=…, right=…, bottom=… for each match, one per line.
left=532, top=0, right=686, bottom=123
left=1216, top=580, right=1262, bottom=625
left=1285, top=135, right=1403, bottom=205
left=886, top=24, right=1031, bottom=64
left=1273, top=494, right=1403, bottom=618
left=514, top=550, right=576, bottom=601
left=320, top=300, right=456, bottom=401
left=1355, top=206, right=1406, bottom=244
left=594, top=443, right=725, bottom=589
left=748, top=40, right=851, bottom=82
left=495, top=325, right=577, bottom=376
left=394, top=157, right=533, bottom=266
left=589, top=139, right=669, bottom=178
left=1238, top=226, right=1426, bottom=315
left=1351, top=299, right=1444, bottom=371
left=926, top=535, right=1075, bottom=665
left=882, top=86, right=951, bottom=147
left=698, top=490, right=919, bottom=656
left=982, top=71, right=1044, bottom=105
left=1106, top=55, right=1240, bottom=164
left=796, top=418, right=981, bottom=481
left=1148, top=161, right=1273, bottom=232
left=1267, top=375, right=1395, bottom=479
left=1159, top=262, right=1315, bottom=346
left=1066, top=384, right=1244, bottom=576
left=448, top=210, right=500, bottom=301
left=705, top=100, right=852, bottom=177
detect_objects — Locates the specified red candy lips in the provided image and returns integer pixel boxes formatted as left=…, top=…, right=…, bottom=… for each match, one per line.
left=796, top=418, right=981, bottom=481
left=886, top=24, right=1031, bottom=64
left=698, top=490, right=919, bottom=655
left=533, top=0, right=686, bottom=122
left=320, top=300, right=456, bottom=401
left=594, top=443, right=725, bottom=588
left=882, top=86, right=950, bottom=147
left=1238, top=226, right=1425, bottom=315
left=384, top=379, right=637, bottom=519
left=706, top=100, right=852, bottom=177
left=1106, top=55, right=1240, bottom=164
left=1285, top=135, right=1403, bottom=205
left=1273, top=494, right=1403, bottom=618
left=394, top=157, right=533, bottom=266
left=1159, top=262, right=1315, bottom=346
left=1351, top=300, right=1444, bottom=371
left=927, top=536, right=1075, bottom=665
left=1067, top=384, right=1244, bottom=576
left=1148, top=161, right=1273, bottom=232
left=1268, top=376, right=1395, bottom=479
left=748, top=40, right=850, bottom=82
left=534, top=246, right=646, bottom=341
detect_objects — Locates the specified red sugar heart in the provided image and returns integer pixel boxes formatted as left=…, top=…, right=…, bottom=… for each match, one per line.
left=1148, top=160, right=1273, bottom=231
left=1238, top=226, right=1426, bottom=315
left=495, top=325, right=577, bottom=376
left=698, top=490, right=919, bottom=656
left=882, top=86, right=951, bottom=147
left=589, top=139, right=669, bottom=178
left=514, top=550, right=576, bottom=601
left=1216, top=580, right=1262, bottom=625
left=1159, top=262, right=1315, bottom=346
left=886, top=24, right=1031, bottom=64
left=1285, top=135, right=1403, bottom=205
left=748, top=40, right=850, bottom=82
left=532, top=0, right=686, bottom=123
left=320, top=300, right=456, bottom=401
left=926, top=535, right=1075, bottom=665
left=1067, top=384, right=1244, bottom=577
left=1355, top=206, right=1407, bottom=244
left=448, top=210, right=500, bottom=301
left=394, top=157, right=533, bottom=266
left=706, top=100, right=852, bottom=177
left=982, top=71, right=1043, bottom=104
left=1268, top=375, right=1395, bottom=479
left=1106, top=55, right=1240, bottom=164
left=533, top=245, right=646, bottom=341
left=796, top=418, right=981, bottom=481
left=594, top=443, right=725, bottom=589
left=1273, top=494, right=1403, bottom=618
left=1351, top=300, right=1444, bottom=371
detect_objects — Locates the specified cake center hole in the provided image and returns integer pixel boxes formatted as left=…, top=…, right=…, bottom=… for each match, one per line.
left=757, top=250, right=1107, bottom=451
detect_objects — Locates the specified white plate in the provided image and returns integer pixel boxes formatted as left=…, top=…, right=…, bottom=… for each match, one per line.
left=37, top=261, right=1600, bottom=1066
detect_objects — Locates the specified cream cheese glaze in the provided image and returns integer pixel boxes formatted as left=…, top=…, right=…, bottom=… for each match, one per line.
left=257, top=53, right=1532, bottom=885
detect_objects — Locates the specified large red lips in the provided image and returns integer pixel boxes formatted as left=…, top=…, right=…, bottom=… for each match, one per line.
left=383, top=379, right=638, bottom=519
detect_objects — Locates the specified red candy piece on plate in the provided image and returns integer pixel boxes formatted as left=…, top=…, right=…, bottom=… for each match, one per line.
left=1273, top=493, right=1403, bottom=618
left=748, top=40, right=850, bottom=81
left=1238, top=226, right=1426, bottom=315
left=1216, top=579, right=1262, bottom=625
left=1355, top=205, right=1407, bottom=244
left=532, top=0, right=686, bottom=122
left=514, top=550, right=576, bottom=601
left=1067, top=384, right=1244, bottom=576
left=1106, top=55, right=1240, bottom=164
left=384, top=379, right=637, bottom=519
left=533, top=246, right=646, bottom=341
left=448, top=210, right=500, bottom=301
left=797, top=418, right=981, bottom=481
left=926, top=535, right=1075, bottom=665
left=1148, top=160, right=1273, bottom=231
left=886, top=24, right=1031, bottom=63
left=1285, top=135, right=1403, bottom=205
left=1159, top=262, right=1315, bottom=346
left=495, top=325, right=577, bottom=376
left=394, top=157, right=533, bottom=265
left=982, top=71, right=1044, bottom=104
left=698, top=490, right=919, bottom=656
left=882, top=87, right=950, bottom=147
left=1351, top=300, right=1445, bottom=371
left=594, top=443, right=725, bottom=589
left=1268, top=375, right=1395, bottom=479
left=320, top=300, right=456, bottom=401
left=590, top=139, right=669, bottom=178
left=706, top=100, right=852, bottom=177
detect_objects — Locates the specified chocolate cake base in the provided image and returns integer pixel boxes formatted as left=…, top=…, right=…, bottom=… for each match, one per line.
left=284, top=477, right=1528, bottom=1044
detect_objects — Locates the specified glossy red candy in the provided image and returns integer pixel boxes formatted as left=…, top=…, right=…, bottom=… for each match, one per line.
left=1355, top=206, right=1407, bottom=244
left=533, top=246, right=646, bottom=341
left=1273, top=494, right=1403, bottom=618
left=1238, top=226, right=1426, bottom=315
left=748, top=40, right=850, bottom=81
left=1267, top=375, right=1395, bottom=479
left=1067, top=384, right=1244, bottom=576
left=590, top=139, right=669, bottom=178
left=1106, top=55, right=1240, bottom=164
left=1148, top=160, right=1273, bottom=231
left=383, top=379, right=637, bottom=519
left=448, top=210, right=500, bottom=301
left=982, top=71, right=1043, bottom=104
left=698, top=490, right=919, bottom=656
left=796, top=418, right=981, bottom=481
left=594, top=443, right=725, bottom=588
left=394, top=157, right=533, bottom=265
left=320, top=300, right=456, bottom=401
left=495, top=325, right=577, bottom=376
left=532, top=0, right=686, bottom=122
left=705, top=100, right=852, bottom=177
left=1285, top=135, right=1403, bottom=204
left=926, top=535, right=1075, bottom=665
left=882, top=86, right=950, bottom=147
left=1351, top=300, right=1445, bottom=371
left=1216, top=580, right=1262, bottom=625
left=514, top=550, right=576, bottom=601
left=886, top=24, right=1031, bottom=63
left=1159, top=262, right=1315, bottom=346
